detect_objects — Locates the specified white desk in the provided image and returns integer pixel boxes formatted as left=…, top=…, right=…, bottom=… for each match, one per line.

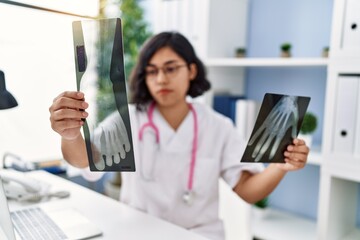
left=8, top=171, right=208, bottom=240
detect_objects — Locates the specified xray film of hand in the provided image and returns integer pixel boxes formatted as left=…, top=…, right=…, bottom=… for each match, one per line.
left=72, top=18, right=135, bottom=172
left=241, top=93, right=310, bottom=163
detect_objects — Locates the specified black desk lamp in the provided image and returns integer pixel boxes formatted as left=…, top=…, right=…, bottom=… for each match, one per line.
left=0, top=70, right=18, bottom=109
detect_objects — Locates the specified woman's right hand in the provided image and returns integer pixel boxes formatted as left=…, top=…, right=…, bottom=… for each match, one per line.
left=49, top=91, right=89, bottom=140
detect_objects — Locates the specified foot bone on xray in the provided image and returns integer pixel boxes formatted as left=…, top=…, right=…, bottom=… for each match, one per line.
left=248, top=96, right=299, bottom=162
left=92, top=111, right=131, bottom=170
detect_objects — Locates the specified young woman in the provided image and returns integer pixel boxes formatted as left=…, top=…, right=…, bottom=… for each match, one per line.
left=49, top=32, right=309, bottom=240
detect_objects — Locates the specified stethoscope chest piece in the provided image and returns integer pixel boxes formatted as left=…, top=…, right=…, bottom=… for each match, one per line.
left=183, top=191, right=195, bottom=205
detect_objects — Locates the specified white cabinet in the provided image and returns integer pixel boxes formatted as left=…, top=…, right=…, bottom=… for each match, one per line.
left=318, top=0, right=360, bottom=239
left=332, top=75, right=360, bottom=153
left=341, top=0, right=360, bottom=50
left=330, top=0, right=360, bottom=58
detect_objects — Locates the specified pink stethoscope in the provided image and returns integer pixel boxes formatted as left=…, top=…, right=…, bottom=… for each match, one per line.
left=139, top=101, right=198, bottom=205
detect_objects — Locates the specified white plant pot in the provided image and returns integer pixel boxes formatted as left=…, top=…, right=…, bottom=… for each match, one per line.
left=252, top=206, right=269, bottom=220
left=298, top=133, right=313, bottom=148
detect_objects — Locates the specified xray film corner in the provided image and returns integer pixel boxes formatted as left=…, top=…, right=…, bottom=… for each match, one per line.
left=72, top=18, right=135, bottom=171
left=241, top=93, right=310, bottom=163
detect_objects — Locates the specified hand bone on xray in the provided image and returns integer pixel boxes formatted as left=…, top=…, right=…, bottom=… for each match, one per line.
left=92, top=111, right=131, bottom=170
left=248, top=96, right=299, bottom=162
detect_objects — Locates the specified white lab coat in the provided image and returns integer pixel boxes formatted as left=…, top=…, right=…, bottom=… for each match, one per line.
left=82, top=102, right=264, bottom=240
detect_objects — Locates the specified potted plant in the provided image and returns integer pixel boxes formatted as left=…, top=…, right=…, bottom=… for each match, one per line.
left=322, top=46, right=329, bottom=58
left=280, top=42, right=292, bottom=58
left=235, top=47, right=246, bottom=58
left=254, top=197, right=268, bottom=209
left=299, top=112, right=318, bottom=147
left=252, top=197, right=269, bottom=220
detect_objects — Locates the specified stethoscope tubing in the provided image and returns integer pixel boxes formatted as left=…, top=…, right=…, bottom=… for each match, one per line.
left=188, top=103, right=197, bottom=192
left=138, top=102, right=198, bottom=193
left=139, top=102, right=159, bottom=143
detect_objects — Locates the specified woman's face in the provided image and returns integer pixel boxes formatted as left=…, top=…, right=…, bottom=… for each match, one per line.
left=145, top=46, right=197, bottom=108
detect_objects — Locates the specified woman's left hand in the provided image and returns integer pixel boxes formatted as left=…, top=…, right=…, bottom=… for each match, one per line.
left=275, top=138, right=309, bottom=171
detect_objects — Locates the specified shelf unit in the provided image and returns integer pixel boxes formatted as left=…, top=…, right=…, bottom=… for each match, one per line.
left=205, top=58, right=329, bottom=67
left=317, top=0, right=360, bottom=239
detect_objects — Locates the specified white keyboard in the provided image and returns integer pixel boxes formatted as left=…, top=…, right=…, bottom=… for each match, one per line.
left=11, top=207, right=67, bottom=240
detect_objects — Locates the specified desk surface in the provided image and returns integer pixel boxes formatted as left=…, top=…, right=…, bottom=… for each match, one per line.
left=8, top=171, right=208, bottom=240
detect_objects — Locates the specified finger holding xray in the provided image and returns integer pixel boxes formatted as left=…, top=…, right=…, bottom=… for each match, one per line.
left=241, top=93, right=310, bottom=163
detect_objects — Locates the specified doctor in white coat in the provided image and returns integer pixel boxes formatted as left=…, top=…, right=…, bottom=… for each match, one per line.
left=49, top=32, right=309, bottom=240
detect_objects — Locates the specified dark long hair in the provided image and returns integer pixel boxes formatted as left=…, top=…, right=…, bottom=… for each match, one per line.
left=129, top=31, right=211, bottom=111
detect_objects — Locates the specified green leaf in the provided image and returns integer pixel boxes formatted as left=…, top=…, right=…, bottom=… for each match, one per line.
left=300, top=112, right=318, bottom=134
left=254, top=197, right=269, bottom=209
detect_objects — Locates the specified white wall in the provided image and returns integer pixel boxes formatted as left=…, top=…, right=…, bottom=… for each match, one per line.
left=0, top=3, right=96, bottom=163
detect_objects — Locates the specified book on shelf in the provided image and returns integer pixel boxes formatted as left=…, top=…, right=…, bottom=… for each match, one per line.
left=213, top=93, right=245, bottom=123
left=235, top=99, right=261, bottom=142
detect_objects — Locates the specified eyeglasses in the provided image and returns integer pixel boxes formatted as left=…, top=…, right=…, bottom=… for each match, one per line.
left=145, top=64, right=188, bottom=81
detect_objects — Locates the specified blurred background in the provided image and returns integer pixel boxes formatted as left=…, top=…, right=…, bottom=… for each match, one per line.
left=1, top=1, right=360, bottom=240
